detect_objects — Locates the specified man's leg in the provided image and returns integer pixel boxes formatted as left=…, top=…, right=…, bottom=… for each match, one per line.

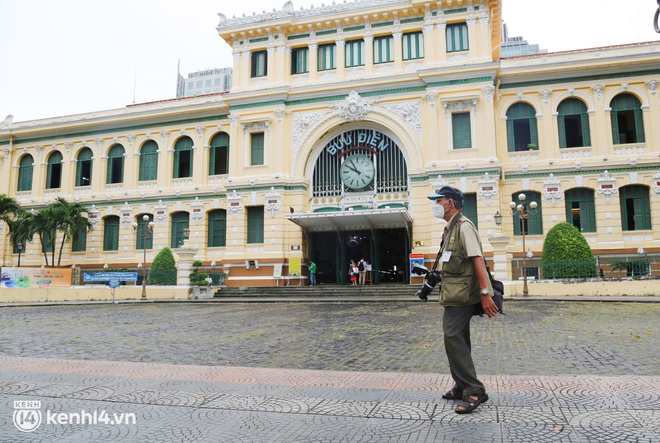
left=443, top=304, right=485, bottom=397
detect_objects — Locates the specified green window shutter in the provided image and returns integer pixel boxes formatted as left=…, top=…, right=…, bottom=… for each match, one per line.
left=558, top=115, right=567, bottom=148
left=139, top=141, right=158, bottom=181
left=18, top=155, right=34, bottom=192
left=251, top=133, right=264, bottom=166
left=581, top=112, right=591, bottom=146
left=247, top=206, right=264, bottom=244
left=506, top=118, right=515, bottom=152
left=171, top=212, right=190, bottom=248
left=462, top=193, right=478, bottom=229
left=530, top=116, right=539, bottom=149
left=72, top=225, right=87, bottom=252
left=46, top=161, right=53, bottom=189
left=610, top=108, right=619, bottom=144
left=208, top=210, right=227, bottom=247
left=452, top=112, right=471, bottom=149
left=173, top=148, right=180, bottom=178
left=403, top=32, right=423, bottom=60
left=634, top=108, right=645, bottom=143
left=103, top=216, right=120, bottom=251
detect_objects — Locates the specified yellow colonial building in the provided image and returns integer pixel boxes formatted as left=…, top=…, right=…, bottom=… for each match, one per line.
left=1, top=0, right=659, bottom=287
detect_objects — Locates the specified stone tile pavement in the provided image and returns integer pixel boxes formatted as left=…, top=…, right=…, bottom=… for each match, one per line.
left=1, top=356, right=659, bottom=442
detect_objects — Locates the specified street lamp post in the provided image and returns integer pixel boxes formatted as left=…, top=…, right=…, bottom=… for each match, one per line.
left=509, top=193, right=537, bottom=297
left=17, top=242, right=23, bottom=267
left=655, top=0, right=660, bottom=33
left=133, top=215, right=155, bottom=300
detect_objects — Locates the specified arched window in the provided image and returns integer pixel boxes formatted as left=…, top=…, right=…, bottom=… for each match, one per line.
left=610, top=93, right=645, bottom=144
left=209, top=133, right=229, bottom=175
left=565, top=188, right=596, bottom=232
left=103, top=216, right=120, bottom=251
left=208, top=209, right=227, bottom=247
left=558, top=98, right=591, bottom=148
left=506, top=103, right=539, bottom=152
left=136, top=214, right=154, bottom=250
left=46, top=151, right=63, bottom=189
left=75, top=148, right=93, bottom=187
left=512, top=191, right=543, bottom=235
left=173, top=137, right=193, bottom=178
left=171, top=212, right=190, bottom=248
left=106, top=144, right=125, bottom=184
left=619, top=185, right=651, bottom=231
left=17, top=154, right=34, bottom=192
left=139, top=141, right=158, bottom=181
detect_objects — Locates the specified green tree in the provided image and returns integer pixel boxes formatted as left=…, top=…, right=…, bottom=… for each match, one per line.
left=0, top=194, right=21, bottom=223
left=541, top=222, right=596, bottom=279
left=149, top=247, right=177, bottom=285
left=7, top=208, right=31, bottom=266
left=29, top=207, right=58, bottom=267
left=52, top=198, right=92, bottom=267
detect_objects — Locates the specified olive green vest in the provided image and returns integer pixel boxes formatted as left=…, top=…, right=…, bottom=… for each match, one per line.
left=439, top=214, right=484, bottom=307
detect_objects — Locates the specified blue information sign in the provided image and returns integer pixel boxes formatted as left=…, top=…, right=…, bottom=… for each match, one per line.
left=83, top=272, right=138, bottom=282
left=109, top=279, right=120, bottom=288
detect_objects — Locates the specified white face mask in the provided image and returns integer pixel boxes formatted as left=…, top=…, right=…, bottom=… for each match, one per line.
left=431, top=202, right=446, bottom=219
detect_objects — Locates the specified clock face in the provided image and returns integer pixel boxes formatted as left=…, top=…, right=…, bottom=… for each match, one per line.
left=340, top=154, right=375, bottom=190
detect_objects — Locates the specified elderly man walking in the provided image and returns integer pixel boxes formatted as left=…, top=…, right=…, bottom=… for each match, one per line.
left=427, top=186, right=499, bottom=414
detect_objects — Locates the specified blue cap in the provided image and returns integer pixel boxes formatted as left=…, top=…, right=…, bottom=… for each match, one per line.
left=427, top=186, right=464, bottom=203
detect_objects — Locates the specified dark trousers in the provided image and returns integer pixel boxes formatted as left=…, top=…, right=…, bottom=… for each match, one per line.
left=443, top=304, right=485, bottom=397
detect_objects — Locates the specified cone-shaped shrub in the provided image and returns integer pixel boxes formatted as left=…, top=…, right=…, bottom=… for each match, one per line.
left=149, top=247, right=177, bottom=285
left=541, top=222, right=596, bottom=279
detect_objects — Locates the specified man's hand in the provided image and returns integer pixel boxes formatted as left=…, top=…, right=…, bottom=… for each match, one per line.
left=480, top=294, right=498, bottom=318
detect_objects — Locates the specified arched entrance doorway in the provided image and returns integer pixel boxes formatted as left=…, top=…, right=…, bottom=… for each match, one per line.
left=289, top=127, right=412, bottom=284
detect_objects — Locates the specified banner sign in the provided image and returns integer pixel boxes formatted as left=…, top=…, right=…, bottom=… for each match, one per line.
left=83, top=272, right=138, bottom=282
left=409, top=253, right=425, bottom=276
left=1, top=267, right=72, bottom=288
left=289, top=257, right=301, bottom=277
left=273, top=264, right=282, bottom=279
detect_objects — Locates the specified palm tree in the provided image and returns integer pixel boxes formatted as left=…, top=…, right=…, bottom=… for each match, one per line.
left=7, top=208, right=31, bottom=267
left=0, top=194, right=21, bottom=223
left=52, top=198, right=92, bottom=267
left=29, top=207, right=57, bottom=267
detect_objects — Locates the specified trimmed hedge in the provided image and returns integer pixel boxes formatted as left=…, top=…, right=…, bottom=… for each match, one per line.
left=541, top=222, right=597, bottom=279
left=149, top=247, right=177, bottom=285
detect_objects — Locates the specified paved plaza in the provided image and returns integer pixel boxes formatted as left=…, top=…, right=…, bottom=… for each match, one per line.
left=0, top=300, right=659, bottom=441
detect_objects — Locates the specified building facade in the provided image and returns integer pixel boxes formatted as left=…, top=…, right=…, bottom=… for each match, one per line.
left=1, top=0, right=659, bottom=287
left=176, top=67, right=233, bottom=98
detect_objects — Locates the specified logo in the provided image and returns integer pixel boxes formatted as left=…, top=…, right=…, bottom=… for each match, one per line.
left=13, top=401, right=42, bottom=433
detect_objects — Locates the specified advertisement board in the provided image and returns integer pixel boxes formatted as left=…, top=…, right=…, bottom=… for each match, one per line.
left=1, top=267, right=72, bottom=288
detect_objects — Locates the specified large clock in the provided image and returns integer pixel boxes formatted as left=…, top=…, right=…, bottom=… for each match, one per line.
left=340, top=154, right=375, bottom=190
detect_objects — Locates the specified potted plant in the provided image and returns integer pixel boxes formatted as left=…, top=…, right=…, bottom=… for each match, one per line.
left=190, top=260, right=213, bottom=298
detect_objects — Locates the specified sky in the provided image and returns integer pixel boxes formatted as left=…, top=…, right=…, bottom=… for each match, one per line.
left=1, top=0, right=659, bottom=123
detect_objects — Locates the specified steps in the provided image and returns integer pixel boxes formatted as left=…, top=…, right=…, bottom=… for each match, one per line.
left=214, top=284, right=417, bottom=298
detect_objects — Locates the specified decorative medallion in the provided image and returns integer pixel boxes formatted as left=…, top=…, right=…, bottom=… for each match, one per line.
left=543, top=174, right=563, bottom=206
left=332, top=90, right=379, bottom=122
left=478, top=172, right=498, bottom=206
left=227, top=190, right=243, bottom=219
left=190, top=197, right=204, bottom=224
left=597, top=170, right=617, bottom=203
left=265, top=187, right=282, bottom=217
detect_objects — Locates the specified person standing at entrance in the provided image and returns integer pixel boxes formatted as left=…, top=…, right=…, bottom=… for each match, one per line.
left=427, top=186, right=498, bottom=414
left=349, top=260, right=358, bottom=286
left=309, top=261, right=317, bottom=286
left=358, top=257, right=367, bottom=285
